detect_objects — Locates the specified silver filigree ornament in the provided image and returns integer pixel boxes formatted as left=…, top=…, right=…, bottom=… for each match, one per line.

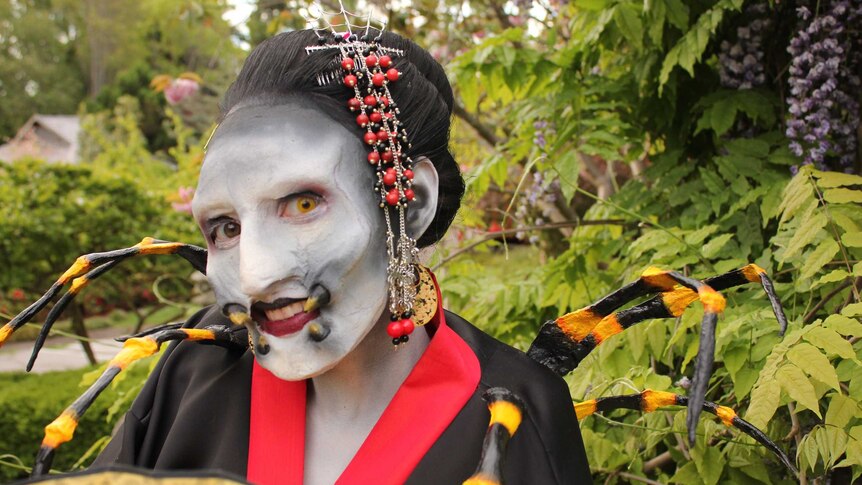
left=304, top=2, right=421, bottom=345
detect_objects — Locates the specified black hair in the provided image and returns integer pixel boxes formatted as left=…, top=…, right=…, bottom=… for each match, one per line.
left=220, top=29, right=464, bottom=248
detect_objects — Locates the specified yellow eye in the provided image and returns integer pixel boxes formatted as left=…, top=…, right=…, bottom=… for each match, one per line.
left=296, top=196, right=317, bottom=213
left=279, top=193, right=323, bottom=218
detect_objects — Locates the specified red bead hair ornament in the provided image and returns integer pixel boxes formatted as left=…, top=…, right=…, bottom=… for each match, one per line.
left=306, top=29, right=418, bottom=346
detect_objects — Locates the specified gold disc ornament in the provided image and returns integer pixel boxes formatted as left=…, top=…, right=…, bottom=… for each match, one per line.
left=412, top=266, right=438, bottom=326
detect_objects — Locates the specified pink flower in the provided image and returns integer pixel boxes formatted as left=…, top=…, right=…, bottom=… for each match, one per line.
left=164, top=78, right=200, bottom=105
left=171, top=186, right=195, bottom=214
left=508, top=15, right=525, bottom=26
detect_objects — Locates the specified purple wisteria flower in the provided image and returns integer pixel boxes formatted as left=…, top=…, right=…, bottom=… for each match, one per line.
left=785, top=0, right=861, bottom=171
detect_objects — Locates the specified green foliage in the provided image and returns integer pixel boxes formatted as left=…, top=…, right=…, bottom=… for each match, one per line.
left=0, top=360, right=153, bottom=482
left=0, top=0, right=86, bottom=140
left=440, top=0, right=862, bottom=482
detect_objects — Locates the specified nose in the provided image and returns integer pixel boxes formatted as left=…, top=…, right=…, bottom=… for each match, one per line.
left=238, top=222, right=299, bottom=299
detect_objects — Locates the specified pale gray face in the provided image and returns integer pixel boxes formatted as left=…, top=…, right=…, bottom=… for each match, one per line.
left=192, top=101, right=390, bottom=380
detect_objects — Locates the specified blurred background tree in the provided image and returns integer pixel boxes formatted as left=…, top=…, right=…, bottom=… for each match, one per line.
left=1, top=0, right=860, bottom=483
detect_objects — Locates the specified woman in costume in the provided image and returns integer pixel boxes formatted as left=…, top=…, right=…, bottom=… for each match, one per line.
left=89, top=29, right=593, bottom=484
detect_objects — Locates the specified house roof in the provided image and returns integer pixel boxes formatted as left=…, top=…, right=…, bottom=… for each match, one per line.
left=0, top=114, right=81, bottom=164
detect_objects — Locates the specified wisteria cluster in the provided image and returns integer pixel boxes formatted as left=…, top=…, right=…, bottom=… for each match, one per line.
left=718, top=3, right=771, bottom=89
left=786, top=0, right=861, bottom=171
left=533, top=120, right=555, bottom=149
left=514, top=170, right=561, bottom=244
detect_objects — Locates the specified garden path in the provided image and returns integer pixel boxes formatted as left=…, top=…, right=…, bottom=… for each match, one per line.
left=0, top=328, right=127, bottom=373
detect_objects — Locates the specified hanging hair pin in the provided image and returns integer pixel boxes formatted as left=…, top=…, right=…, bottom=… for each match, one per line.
left=303, top=2, right=418, bottom=347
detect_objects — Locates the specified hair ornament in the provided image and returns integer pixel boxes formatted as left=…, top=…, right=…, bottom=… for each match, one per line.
left=303, top=3, right=420, bottom=346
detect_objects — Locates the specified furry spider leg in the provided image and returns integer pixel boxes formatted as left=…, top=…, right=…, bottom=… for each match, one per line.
left=30, top=322, right=248, bottom=478
left=463, top=387, right=526, bottom=485
left=0, top=237, right=207, bottom=358
left=574, top=389, right=797, bottom=474
left=528, top=264, right=785, bottom=444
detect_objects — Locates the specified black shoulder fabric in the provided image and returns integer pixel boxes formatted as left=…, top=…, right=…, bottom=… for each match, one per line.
left=92, top=306, right=253, bottom=477
left=408, top=311, right=593, bottom=484
left=92, top=308, right=591, bottom=484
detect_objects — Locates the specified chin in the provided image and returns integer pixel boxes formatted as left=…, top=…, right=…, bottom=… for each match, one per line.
left=253, top=307, right=383, bottom=381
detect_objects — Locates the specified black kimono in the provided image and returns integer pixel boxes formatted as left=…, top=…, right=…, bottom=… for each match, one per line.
left=93, top=305, right=592, bottom=484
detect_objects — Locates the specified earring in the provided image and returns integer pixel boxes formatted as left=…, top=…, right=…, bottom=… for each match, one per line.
left=411, top=266, right=437, bottom=326
left=385, top=265, right=437, bottom=346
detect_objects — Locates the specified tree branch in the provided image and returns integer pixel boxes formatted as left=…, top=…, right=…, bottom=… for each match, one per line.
left=803, top=280, right=854, bottom=324
left=643, top=451, right=672, bottom=473
left=431, top=219, right=631, bottom=270
left=452, top=102, right=499, bottom=147
left=607, top=470, right=667, bottom=485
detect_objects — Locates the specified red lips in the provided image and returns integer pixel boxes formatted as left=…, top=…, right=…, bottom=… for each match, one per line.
left=259, top=309, right=320, bottom=337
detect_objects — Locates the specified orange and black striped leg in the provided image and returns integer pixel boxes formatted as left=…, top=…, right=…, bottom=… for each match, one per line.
left=575, top=390, right=797, bottom=474
left=527, top=267, right=724, bottom=376
left=30, top=322, right=246, bottom=477
left=463, top=388, right=526, bottom=485
left=528, top=268, right=730, bottom=444
left=26, top=259, right=122, bottom=371
left=0, top=237, right=207, bottom=355
left=704, top=264, right=788, bottom=335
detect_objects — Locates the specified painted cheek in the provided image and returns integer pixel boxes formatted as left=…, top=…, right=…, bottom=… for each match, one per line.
left=207, top=253, right=246, bottom=307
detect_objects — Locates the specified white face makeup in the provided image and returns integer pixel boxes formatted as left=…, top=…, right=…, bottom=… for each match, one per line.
left=192, top=101, right=390, bottom=380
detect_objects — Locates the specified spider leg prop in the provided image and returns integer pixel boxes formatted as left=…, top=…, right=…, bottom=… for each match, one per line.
left=463, top=388, right=526, bottom=485
left=30, top=321, right=248, bottom=478
left=25, top=259, right=122, bottom=372
left=528, top=264, right=785, bottom=444
left=574, top=389, right=797, bottom=475
left=0, top=237, right=207, bottom=367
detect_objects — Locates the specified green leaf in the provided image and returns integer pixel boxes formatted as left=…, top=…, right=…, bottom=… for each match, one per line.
left=725, top=138, right=770, bottom=158
left=842, top=302, right=862, bottom=317
left=745, top=378, right=780, bottom=428
left=798, top=430, right=819, bottom=472
left=826, top=313, right=862, bottom=336
left=823, top=187, right=862, bottom=204
left=614, top=4, right=643, bottom=50
left=818, top=269, right=850, bottom=285
left=658, top=0, right=742, bottom=90
left=841, top=231, right=862, bottom=248
left=685, top=224, right=718, bottom=245
left=710, top=102, right=736, bottom=136
left=778, top=174, right=814, bottom=224
left=663, top=0, right=689, bottom=29
left=698, top=98, right=736, bottom=135
left=836, top=436, right=862, bottom=480
left=804, top=326, right=856, bottom=359
left=815, top=171, right=862, bottom=188
left=800, top=239, right=840, bottom=279
left=722, top=346, right=748, bottom=377
left=553, top=151, right=580, bottom=203
left=781, top=212, right=828, bottom=261
left=787, top=343, right=841, bottom=391
left=670, top=461, right=701, bottom=483
left=825, top=394, right=860, bottom=429
left=821, top=426, right=849, bottom=467
left=702, top=233, right=733, bottom=258
left=777, top=363, right=822, bottom=417
left=574, top=0, right=609, bottom=11
left=691, top=445, right=725, bottom=485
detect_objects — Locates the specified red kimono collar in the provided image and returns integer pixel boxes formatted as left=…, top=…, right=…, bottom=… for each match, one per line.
left=247, top=275, right=481, bottom=484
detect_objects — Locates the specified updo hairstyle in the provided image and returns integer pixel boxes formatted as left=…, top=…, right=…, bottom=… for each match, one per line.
left=220, top=29, right=463, bottom=248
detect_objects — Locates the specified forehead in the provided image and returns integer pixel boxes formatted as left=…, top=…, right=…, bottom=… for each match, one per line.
left=195, top=102, right=370, bottom=207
